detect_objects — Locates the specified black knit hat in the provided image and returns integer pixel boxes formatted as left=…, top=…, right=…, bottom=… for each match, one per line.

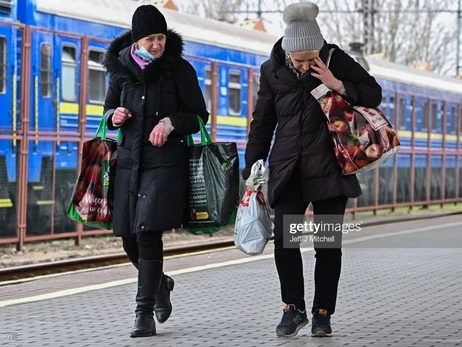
left=131, top=5, right=167, bottom=42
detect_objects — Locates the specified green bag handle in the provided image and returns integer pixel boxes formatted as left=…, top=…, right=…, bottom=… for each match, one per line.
left=187, top=116, right=212, bottom=146
left=95, top=111, right=122, bottom=142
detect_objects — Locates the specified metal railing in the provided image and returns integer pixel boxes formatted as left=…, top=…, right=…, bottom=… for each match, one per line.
left=0, top=25, right=461, bottom=250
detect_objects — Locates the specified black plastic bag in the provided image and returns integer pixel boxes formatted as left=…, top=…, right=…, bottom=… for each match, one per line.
left=183, top=117, right=239, bottom=235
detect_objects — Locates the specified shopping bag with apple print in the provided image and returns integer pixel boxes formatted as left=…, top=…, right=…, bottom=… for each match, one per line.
left=66, top=116, right=120, bottom=230
left=310, top=49, right=400, bottom=175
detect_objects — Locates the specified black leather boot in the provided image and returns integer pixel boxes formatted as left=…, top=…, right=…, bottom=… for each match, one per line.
left=130, top=259, right=163, bottom=338
left=154, top=274, right=174, bottom=323
left=131, top=261, right=173, bottom=324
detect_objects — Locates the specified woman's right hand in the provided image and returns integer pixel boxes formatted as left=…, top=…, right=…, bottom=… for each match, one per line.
left=112, top=107, right=132, bottom=126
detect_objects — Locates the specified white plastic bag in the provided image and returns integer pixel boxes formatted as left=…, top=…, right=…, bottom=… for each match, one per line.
left=234, top=160, right=273, bottom=255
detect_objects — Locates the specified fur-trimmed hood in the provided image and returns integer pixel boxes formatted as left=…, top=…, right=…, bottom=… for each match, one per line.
left=103, top=29, right=184, bottom=84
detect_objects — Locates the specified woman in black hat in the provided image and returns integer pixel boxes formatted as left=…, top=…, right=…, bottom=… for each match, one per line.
left=103, top=4, right=208, bottom=338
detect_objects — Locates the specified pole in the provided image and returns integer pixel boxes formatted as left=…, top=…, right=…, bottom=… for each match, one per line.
left=362, top=0, right=374, bottom=54
left=368, top=0, right=374, bottom=54
left=257, top=0, right=262, bottom=18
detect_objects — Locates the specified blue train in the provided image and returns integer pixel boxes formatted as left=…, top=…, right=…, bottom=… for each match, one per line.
left=0, top=0, right=461, bottom=236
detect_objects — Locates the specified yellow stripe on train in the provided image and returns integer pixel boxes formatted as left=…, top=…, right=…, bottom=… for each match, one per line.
left=0, top=199, right=13, bottom=208
left=60, top=103, right=104, bottom=116
left=398, top=130, right=458, bottom=141
left=61, top=103, right=462, bottom=140
left=60, top=103, right=248, bottom=126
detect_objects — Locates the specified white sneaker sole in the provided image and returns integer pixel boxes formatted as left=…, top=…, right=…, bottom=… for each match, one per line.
left=311, top=329, right=332, bottom=337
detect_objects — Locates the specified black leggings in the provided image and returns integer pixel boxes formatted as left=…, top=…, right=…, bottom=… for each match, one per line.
left=273, top=173, right=348, bottom=314
left=122, top=231, right=164, bottom=262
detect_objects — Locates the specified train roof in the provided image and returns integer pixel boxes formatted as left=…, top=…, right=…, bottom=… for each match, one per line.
left=366, top=56, right=462, bottom=96
left=35, top=0, right=462, bottom=96
left=35, top=0, right=278, bottom=57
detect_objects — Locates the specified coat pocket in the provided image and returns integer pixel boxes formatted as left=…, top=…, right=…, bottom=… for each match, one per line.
left=134, top=191, right=157, bottom=232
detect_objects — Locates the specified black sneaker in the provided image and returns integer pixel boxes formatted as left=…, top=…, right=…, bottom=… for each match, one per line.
left=275, top=304, right=309, bottom=337
left=311, top=309, right=332, bottom=337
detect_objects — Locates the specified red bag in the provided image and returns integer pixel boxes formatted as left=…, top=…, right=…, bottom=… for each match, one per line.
left=311, top=83, right=400, bottom=175
left=67, top=116, right=119, bottom=229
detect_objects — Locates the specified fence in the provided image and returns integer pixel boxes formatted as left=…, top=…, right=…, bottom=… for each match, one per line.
left=0, top=25, right=461, bottom=251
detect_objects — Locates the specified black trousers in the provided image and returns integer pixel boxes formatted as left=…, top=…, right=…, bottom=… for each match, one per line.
left=122, top=231, right=164, bottom=262
left=273, top=173, right=348, bottom=315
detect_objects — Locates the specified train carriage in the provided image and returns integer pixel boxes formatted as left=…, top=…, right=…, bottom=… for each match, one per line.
left=0, top=0, right=461, bottom=239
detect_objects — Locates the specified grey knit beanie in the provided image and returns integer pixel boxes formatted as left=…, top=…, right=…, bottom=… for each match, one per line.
left=281, top=2, right=324, bottom=52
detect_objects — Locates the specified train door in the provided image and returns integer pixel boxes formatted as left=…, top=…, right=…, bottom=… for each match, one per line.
left=54, top=35, right=81, bottom=233
left=86, top=42, right=107, bottom=135
left=31, top=30, right=55, bottom=135
left=26, top=30, right=57, bottom=235
left=0, top=23, right=16, bottom=237
left=0, top=24, right=12, bottom=132
left=429, top=100, right=443, bottom=201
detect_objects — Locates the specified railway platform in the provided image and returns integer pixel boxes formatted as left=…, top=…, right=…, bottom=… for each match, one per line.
left=1, top=214, right=462, bottom=347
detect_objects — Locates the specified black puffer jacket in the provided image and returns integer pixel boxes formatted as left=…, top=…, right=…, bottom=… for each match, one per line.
left=243, top=39, right=382, bottom=207
left=103, top=30, right=208, bottom=237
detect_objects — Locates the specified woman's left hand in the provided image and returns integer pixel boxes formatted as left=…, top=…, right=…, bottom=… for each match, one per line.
left=149, top=123, right=168, bottom=147
left=311, top=57, right=343, bottom=92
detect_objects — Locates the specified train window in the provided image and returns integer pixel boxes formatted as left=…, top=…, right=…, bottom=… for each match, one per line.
left=88, top=50, right=106, bottom=104
left=421, top=101, right=428, bottom=132
left=204, top=65, right=212, bottom=112
left=431, top=103, right=438, bottom=132
left=389, top=95, right=396, bottom=127
left=228, top=70, right=241, bottom=116
left=40, top=44, right=52, bottom=98
left=0, top=37, right=6, bottom=94
left=0, top=0, right=13, bottom=14
left=450, top=106, right=456, bottom=135
left=61, top=46, right=76, bottom=102
left=460, top=106, right=462, bottom=135
left=399, top=98, right=406, bottom=130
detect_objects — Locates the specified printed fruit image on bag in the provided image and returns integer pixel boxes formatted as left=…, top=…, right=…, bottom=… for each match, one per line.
left=67, top=116, right=119, bottom=230
left=311, top=84, right=400, bottom=175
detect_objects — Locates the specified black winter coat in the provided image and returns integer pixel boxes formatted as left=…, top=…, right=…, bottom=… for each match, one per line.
left=243, top=39, right=382, bottom=207
left=103, top=30, right=209, bottom=237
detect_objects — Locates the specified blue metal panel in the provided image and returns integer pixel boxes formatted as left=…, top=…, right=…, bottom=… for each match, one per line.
left=414, top=154, right=427, bottom=168
left=381, top=156, right=394, bottom=168
left=446, top=156, right=457, bottom=168
left=430, top=155, right=443, bottom=168
left=215, top=125, right=247, bottom=142
left=27, top=145, right=42, bottom=182
left=397, top=153, right=411, bottom=167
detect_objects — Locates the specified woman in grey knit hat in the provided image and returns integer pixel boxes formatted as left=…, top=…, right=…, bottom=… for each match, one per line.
left=242, top=1, right=382, bottom=338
